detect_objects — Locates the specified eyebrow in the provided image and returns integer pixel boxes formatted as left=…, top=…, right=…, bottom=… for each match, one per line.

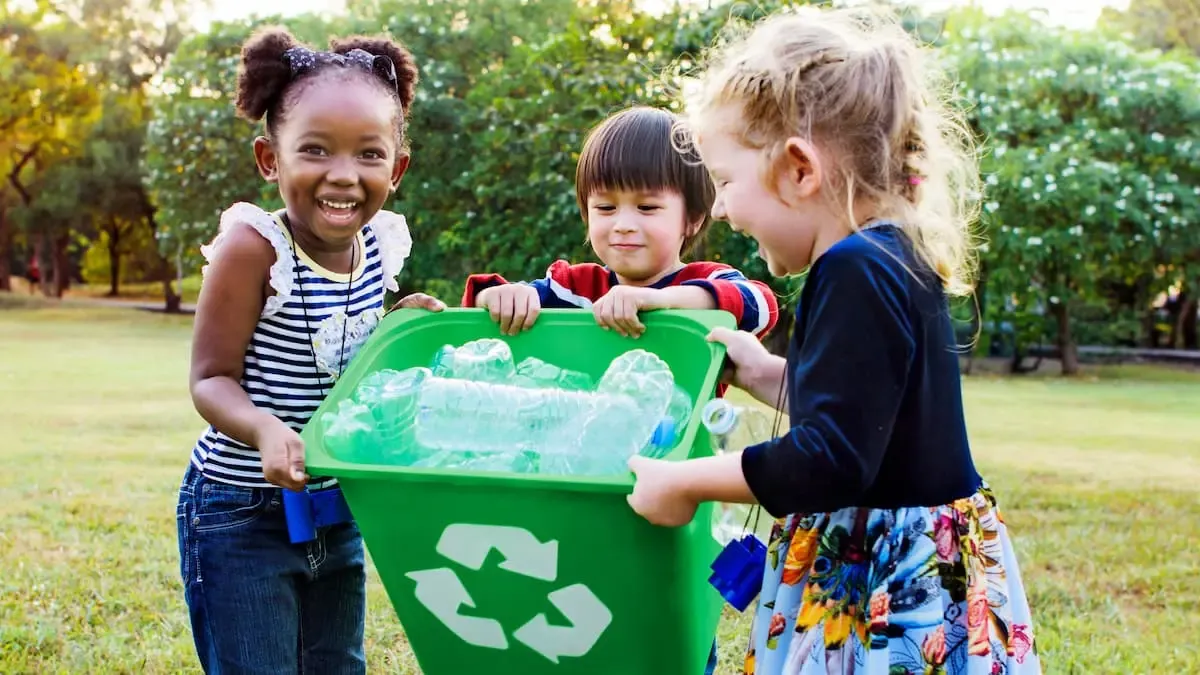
left=295, top=131, right=388, bottom=143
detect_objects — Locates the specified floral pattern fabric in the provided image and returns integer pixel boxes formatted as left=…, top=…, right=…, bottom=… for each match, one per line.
left=744, top=485, right=1040, bottom=675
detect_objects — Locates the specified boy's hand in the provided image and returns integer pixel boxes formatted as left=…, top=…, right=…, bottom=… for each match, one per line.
left=593, top=286, right=662, bottom=338
left=476, top=284, right=541, bottom=335
left=387, top=292, right=446, bottom=314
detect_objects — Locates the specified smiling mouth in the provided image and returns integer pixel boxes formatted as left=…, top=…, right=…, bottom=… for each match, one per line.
left=611, top=244, right=643, bottom=250
left=318, top=199, right=361, bottom=224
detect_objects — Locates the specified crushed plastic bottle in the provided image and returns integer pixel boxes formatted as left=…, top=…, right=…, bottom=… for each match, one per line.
left=321, top=399, right=379, bottom=463
left=701, top=398, right=777, bottom=545
left=513, top=356, right=594, bottom=391
left=430, top=339, right=515, bottom=383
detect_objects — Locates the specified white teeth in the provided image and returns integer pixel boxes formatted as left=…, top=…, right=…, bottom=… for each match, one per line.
left=320, top=199, right=357, bottom=210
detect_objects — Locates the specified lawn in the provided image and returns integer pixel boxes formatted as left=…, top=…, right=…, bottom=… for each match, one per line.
left=1, top=301, right=1198, bottom=673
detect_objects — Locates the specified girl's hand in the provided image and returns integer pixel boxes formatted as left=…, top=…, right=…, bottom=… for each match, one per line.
left=388, top=292, right=446, bottom=313
left=476, top=284, right=541, bottom=335
left=256, top=419, right=308, bottom=492
left=707, top=326, right=774, bottom=390
left=593, top=286, right=661, bottom=338
left=626, top=455, right=699, bottom=527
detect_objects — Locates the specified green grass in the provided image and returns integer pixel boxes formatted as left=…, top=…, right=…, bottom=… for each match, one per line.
left=6, top=275, right=203, bottom=305
left=2, top=303, right=1198, bottom=673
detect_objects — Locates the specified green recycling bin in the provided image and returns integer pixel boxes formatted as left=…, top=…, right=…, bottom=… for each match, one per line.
left=301, top=308, right=734, bottom=675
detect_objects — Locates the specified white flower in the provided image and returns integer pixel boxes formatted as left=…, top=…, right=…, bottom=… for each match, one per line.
left=1150, top=132, right=1165, bottom=143
left=1027, top=236, right=1043, bottom=246
left=985, top=201, right=1000, bottom=213
left=1085, top=205, right=1097, bottom=217
left=1021, top=177, right=1034, bottom=189
left=1115, top=199, right=1127, bottom=210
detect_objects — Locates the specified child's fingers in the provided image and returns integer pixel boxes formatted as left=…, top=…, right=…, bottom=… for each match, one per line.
left=508, top=296, right=529, bottom=336
left=522, top=301, right=540, bottom=331
left=288, top=438, right=307, bottom=488
left=625, top=296, right=645, bottom=337
left=498, top=291, right=516, bottom=335
left=593, top=298, right=618, bottom=334
left=706, top=326, right=737, bottom=345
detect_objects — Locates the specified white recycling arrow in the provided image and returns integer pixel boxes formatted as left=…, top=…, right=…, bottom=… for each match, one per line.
left=513, top=583, right=613, bottom=663
left=437, top=523, right=559, bottom=582
left=406, top=567, right=509, bottom=650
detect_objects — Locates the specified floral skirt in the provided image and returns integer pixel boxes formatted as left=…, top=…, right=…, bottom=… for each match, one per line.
left=743, top=484, right=1040, bottom=675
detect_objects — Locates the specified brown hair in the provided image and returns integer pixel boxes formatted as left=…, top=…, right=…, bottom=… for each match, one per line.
left=575, top=106, right=716, bottom=256
left=234, top=27, right=419, bottom=149
left=678, top=6, right=981, bottom=295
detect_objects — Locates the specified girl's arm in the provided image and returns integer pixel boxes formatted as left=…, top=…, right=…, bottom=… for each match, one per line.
left=631, top=248, right=915, bottom=525
left=189, top=223, right=282, bottom=447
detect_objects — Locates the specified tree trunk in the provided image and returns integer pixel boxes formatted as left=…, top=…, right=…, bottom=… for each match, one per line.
left=52, top=232, right=70, bottom=298
left=1167, top=289, right=1186, bottom=348
left=36, top=232, right=52, bottom=297
left=157, top=245, right=182, bottom=313
left=1180, top=297, right=1198, bottom=351
left=0, top=205, right=11, bottom=292
left=1052, top=302, right=1079, bottom=375
left=107, top=221, right=122, bottom=297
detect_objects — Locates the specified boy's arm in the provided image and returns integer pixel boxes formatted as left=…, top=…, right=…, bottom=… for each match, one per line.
left=462, top=261, right=612, bottom=309
left=461, top=273, right=511, bottom=307
left=677, top=264, right=780, bottom=337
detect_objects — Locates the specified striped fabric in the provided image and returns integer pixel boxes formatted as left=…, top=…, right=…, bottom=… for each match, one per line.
left=190, top=213, right=388, bottom=489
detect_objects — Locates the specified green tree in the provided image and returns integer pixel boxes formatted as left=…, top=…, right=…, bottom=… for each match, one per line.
left=944, top=9, right=1200, bottom=372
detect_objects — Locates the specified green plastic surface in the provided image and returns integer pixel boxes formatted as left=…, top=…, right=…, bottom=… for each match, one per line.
left=301, top=308, right=736, bottom=674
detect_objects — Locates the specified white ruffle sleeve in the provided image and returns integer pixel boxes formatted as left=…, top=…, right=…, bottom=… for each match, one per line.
left=199, top=202, right=296, bottom=318
left=368, top=209, right=413, bottom=294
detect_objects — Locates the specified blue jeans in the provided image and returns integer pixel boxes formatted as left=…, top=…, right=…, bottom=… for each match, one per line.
left=176, top=464, right=367, bottom=674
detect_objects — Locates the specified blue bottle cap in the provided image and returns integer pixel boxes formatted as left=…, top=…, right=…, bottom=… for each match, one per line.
left=650, top=417, right=676, bottom=448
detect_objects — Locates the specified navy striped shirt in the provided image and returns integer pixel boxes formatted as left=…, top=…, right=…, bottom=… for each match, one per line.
left=191, top=206, right=408, bottom=489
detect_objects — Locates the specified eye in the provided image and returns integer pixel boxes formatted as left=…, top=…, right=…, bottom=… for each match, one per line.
left=361, top=149, right=387, bottom=160
left=592, top=204, right=615, bottom=212
left=638, top=204, right=661, bottom=212
left=300, top=145, right=328, bottom=156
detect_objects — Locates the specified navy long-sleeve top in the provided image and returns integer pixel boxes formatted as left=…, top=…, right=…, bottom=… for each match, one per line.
left=740, top=224, right=982, bottom=516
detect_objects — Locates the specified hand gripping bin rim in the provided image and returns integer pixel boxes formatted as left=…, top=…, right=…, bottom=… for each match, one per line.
left=300, top=307, right=738, bottom=489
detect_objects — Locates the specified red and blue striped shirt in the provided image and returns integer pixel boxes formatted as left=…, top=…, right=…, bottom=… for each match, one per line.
left=462, top=260, right=779, bottom=337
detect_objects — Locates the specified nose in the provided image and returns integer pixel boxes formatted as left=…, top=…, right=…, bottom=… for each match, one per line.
left=711, top=192, right=727, bottom=222
left=613, top=208, right=638, bottom=233
left=325, top=155, right=358, bottom=186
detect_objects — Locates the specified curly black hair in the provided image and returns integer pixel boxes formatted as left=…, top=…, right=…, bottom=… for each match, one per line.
left=234, top=27, right=419, bottom=147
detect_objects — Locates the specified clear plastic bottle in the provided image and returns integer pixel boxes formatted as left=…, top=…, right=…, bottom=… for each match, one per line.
left=411, top=349, right=676, bottom=474
left=701, top=398, right=776, bottom=545
left=430, top=338, right=515, bottom=383
left=512, top=356, right=594, bottom=391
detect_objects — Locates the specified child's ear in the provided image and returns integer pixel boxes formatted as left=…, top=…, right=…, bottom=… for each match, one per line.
left=390, top=152, right=411, bottom=192
left=253, top=137, right=278, bottom=183
left=780, top=137, right=823, bottom=202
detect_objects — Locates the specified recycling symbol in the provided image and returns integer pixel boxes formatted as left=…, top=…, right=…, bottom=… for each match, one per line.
left=406, top=523, right=613, bottom=663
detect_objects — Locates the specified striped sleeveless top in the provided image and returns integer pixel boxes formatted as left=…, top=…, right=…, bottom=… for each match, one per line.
left=190, top=203, right=413, bottom=489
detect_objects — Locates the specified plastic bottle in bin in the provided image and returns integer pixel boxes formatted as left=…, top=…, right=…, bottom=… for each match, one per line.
left=701, top=398, right=775, bottom=545
left=430, top=338, right=515, bottom=383
left=415, top=349, right=676, bottom=465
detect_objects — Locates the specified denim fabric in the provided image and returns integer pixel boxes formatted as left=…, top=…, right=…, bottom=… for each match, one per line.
left=176, top=464, right=366, bottom=674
